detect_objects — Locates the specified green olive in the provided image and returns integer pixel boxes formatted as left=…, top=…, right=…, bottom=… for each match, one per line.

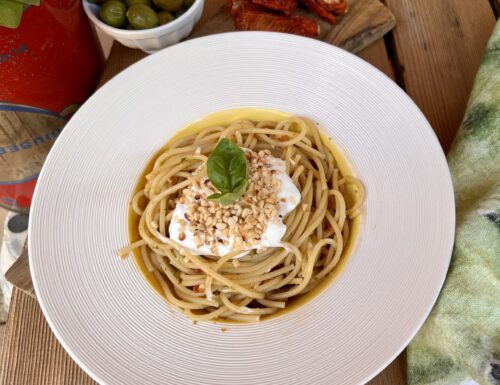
left=174, top=7, right=186, bottom=17
left=99, top=0, right=127, bottom=28
left=127, top=4, right=159, bottom=29
left=125, top=0, right=152, bottom=6
left=183, top=0, right=195, bottom=8
left=158, top=11, right=175, bottom=25
left=153, top=0, right=182, bottom=12
left=88, top=0, right=105, bottom=4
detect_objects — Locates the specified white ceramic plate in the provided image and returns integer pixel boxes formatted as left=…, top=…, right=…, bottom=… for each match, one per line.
left=29, top=32, right=455, bottom=385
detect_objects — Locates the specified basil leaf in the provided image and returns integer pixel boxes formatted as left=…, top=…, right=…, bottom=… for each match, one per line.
left=0, top=0, right=23, bottom=29
left=207, top=180, right=247, bottom=206
left=207, top=139, right=248, bottom=205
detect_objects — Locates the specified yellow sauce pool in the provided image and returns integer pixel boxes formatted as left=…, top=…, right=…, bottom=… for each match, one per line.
left=128, top=108, right=361, bottom=322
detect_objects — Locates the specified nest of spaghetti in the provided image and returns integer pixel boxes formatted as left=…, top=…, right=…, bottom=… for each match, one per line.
left=121, top=117, right=364, bottom=323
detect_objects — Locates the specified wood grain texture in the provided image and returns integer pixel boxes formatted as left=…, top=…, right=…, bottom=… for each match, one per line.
left=489, top=0, right=500, bottom=16
left=368, top=352, right=407, bottom=385
left=97, top=44, right=146, bottom=88
left=194, top=0, right=226, bottom=28
left=384, top=0, right=496, bottom=151
left=0, top=208, right=9, bottom=355
left=318, top=0, right=395, bottom=53
left=4, top=245, right=33, bottom=297
left=0, top=289, right=97, bottom=385
left=357, top=37, right=395, bottom=79
left=0, top=324, right=5, bottom=354
left=192, top=0, right=395, bottom=53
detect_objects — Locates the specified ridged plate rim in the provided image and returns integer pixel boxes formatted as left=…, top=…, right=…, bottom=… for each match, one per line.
left=29, top=32, right=455, bottom=385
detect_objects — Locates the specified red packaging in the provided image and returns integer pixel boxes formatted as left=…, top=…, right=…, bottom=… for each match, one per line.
left=0, top=0, right=103, bottom=212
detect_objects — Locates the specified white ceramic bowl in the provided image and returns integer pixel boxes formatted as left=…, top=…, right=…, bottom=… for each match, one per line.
left=83, top=0, right=204, bottom=54
left=30, top=33, right=455, bottom=385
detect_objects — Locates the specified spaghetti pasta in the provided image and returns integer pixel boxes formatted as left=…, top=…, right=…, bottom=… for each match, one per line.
left=120, top=116, right=364, bottom=323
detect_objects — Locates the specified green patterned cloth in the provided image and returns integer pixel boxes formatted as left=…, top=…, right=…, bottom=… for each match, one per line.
left=408, top=21, right=500, bottom=385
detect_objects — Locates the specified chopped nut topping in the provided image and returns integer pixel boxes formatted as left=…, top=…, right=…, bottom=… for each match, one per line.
left=175, top=149, right=281, bottom=253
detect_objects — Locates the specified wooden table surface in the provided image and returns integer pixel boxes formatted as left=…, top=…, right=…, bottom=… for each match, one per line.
left=0, top=1, right=496, bottom=384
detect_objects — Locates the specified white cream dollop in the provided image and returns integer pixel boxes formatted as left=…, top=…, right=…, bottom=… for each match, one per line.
left=168, top=154, right=301, bottom=257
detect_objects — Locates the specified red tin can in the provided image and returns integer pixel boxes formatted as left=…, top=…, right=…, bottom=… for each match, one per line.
left=0, top=0, right=103, bottom=212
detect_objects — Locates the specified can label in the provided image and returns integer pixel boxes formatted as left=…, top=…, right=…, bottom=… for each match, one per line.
left=0, top=102, right=69, bottom=211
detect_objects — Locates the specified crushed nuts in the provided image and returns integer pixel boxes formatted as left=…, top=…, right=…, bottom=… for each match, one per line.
left=175, top=149, right=281, bottom=254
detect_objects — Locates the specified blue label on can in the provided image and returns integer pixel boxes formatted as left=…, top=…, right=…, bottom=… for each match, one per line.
left=0, top=102, right=69, bottom=185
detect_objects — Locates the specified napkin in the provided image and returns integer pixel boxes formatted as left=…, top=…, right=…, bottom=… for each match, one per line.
left=407, top=21, right=500, bottom=385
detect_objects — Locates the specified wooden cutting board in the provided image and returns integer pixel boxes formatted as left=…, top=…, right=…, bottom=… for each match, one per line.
left=192, top=0, right=396, bottom=54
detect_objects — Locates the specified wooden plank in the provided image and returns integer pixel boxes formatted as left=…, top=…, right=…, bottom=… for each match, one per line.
left=97, top=43, right=146, bottom=88
left=194, top=0, right=225, bottom=27
left=368, top=352, right=407, bottom=385
left=4, top=245, right=33, bottom=297
left=357, top=37, right=395, bottom=79
left=0, top=324, right=5, bottom=354
left=192, top=0, right=395, bottom=54
left=0, top=288, right=97, bottom=385
left=318, top=0, right=395, bottom=53
left=0, top=208, right=9, bottom=353
left=384, top=0, right=496, bottom=151
left=490, top=0, right=500, bottom=16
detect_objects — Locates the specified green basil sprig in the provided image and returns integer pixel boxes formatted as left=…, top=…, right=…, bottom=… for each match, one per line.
left=207, top=139, right=248, bottom=206
left=0, top=0, right=40, bottom=29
